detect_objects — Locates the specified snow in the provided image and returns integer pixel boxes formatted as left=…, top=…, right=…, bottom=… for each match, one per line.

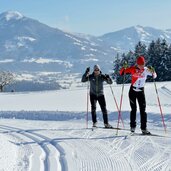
left=0, top=59, right=14, bottom=63
left=16, top=36, right=36, bottom=47
left=0, top=81, right=171, bottom=171
left=5, top=11, right=23, bottom=21
left=65, top=34, right=82, bottom=43
left=81, top=58, right=99, bottom=62
left=135, top=25, right=151, bottom=41
left=90, top=48, right=97, bottom=52
left=22, top=57, right=73, bottom=67
left=4, top=41, right=16, bottom=50
left=17, top=36, right=36, bottom=42
left=164, top=32, right=171, bottom=39
left=84, top=54, right=95, bottom=57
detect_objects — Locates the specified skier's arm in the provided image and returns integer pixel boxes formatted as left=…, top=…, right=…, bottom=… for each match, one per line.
left=146, top=66, right=157, bottom=79
left=103, top=74, right=113, bottom=84
left=81, top=67, right=90, bottom=82
left=119, top=66, right=135, bottom=76
left=152, top=71, right=157, bottom=79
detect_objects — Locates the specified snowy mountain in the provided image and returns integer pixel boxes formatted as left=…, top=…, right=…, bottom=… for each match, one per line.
left=0, top=11, right=113, bottom=73
left=1, top=11, right=171, bottom=73
left=100, top=25, right=171, bottom=51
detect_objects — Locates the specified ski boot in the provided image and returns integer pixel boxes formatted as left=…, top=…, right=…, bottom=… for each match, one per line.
left=142, top=129, right=151, bottom=135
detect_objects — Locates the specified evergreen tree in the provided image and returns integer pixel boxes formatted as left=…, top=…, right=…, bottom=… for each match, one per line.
left=148, top=39, right=162, bottom=81
left=134, top=41, right=148, bottom=58
left=115, top=53, right=126, bottom=84
left=113, top=53, right=121, bottom=81
left=159, top=39, right=169, bottom=81
left=126, top=50, right=136, bottom=66
left=113, top=38, right=171, bottom=83
left=113, top=53, right=130, bottom=84
left=119, top=53, right=132, bottom=84
left=147, top=40, right=156, bottom=66
left=166, top=44, right=171, bottom=80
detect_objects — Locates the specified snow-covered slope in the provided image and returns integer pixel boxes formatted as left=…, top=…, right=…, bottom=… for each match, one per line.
left=0, top=11, right=113, bottom=73
left=1, top=11, right=171, bottom=73
left=100, top=25, right=171, bottom=51
left=0, top=81, right=171, bottom=171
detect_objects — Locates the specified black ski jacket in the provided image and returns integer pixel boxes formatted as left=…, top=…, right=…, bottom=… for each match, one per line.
left=81, top=72, right=113, bottom=96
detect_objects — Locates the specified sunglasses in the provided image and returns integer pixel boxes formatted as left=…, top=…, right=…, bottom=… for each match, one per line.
left=94, top=69, right=99, bottom=71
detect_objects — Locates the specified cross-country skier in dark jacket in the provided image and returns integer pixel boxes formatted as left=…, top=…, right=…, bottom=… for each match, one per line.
left=120, top=56, right=157, bottom=134
left=82, top=64, right=113, bottom=128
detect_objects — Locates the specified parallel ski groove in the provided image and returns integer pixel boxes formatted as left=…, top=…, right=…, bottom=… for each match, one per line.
left=0, top=125, right=63, bottom=171
left=1, top=121, right=171, bottom=171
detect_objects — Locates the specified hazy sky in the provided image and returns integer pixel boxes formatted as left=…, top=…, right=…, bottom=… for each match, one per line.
left=1, top=0, right=171, bottom=36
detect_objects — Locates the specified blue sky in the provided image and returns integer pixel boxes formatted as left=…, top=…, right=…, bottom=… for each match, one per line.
left=1, top=0, right=171, bottom=36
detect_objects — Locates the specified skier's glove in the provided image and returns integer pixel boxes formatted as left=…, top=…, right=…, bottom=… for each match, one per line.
left=123, top=61, right=128, bottom=69
left=85, top=67, right=90, bottom=74
left=147, top=66, right=155, bottom=73
left=105, top=74, right=110, bottom=79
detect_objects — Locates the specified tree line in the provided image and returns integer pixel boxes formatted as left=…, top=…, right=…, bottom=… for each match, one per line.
left=113, top=38, right=171, bottom=84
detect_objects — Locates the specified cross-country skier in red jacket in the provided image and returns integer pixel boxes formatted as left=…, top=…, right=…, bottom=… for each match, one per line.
left=120, top=56, right=157, bottom=134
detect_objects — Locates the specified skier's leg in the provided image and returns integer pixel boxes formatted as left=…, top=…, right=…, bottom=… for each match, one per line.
left=137, top=91, right=147, bottom=130
left=98, top=95, right=108, bottom=124
left=129, top=87, right=137, bottom=129
left=90, top=94, right=97, bottom=124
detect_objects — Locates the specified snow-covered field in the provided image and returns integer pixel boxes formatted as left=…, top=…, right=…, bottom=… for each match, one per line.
left=0, top=81, right=171, bottom=171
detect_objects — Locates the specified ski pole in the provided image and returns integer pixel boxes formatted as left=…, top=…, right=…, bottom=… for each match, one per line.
left=86, top=77, right=89, bottom=129
left=116, top=61, right=128, bottom=135
left=109, top=85, right=124, bottom=128
left=153, top=79, right=167, bottom=133
left=85, top=68, right=90, bottom=129
left=116, top=74, right=125, bottom=135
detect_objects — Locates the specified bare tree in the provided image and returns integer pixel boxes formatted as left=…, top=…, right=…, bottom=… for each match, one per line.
left=0, top=71, right=14, bottom=92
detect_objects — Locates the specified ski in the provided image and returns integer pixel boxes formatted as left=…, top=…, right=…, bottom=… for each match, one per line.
left=129, top=132, right=167, bottom=138
left=103, top=127, right=120, bottom=130
left=91, top=126, right=124, bottom=132
left=130, top=132, right=135, bottom=136
left=91, top=127, right=132, bottom=140
left=90, top=127, right=170, bottom=138
left=91, top=126, right=121, bottom=131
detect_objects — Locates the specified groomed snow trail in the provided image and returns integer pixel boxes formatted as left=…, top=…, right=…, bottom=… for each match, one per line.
left=0, top=119, right=170, bottom=171
left=0, top=123, right=63, bottom=171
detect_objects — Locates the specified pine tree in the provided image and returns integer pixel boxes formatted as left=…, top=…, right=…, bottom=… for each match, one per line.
left=148, top=39, right=162, bottom=81
left=147, top=40, right=156, bottom=66
left=113, top=38, right=171, bottom=83
left=113, top=53, right=121, bottom=81
left=159, top=39, right=169, bottom=81
left=114, top=53, right=129, bottom=84
left=166, top=44, right=171, bottom=80
left=126, top=50, right=136, bottom=66
left=147, top=38, right=170, bottom=81
left=119, top=53, right=131, bottom=84
left=134, top=41, right=148, bottom=58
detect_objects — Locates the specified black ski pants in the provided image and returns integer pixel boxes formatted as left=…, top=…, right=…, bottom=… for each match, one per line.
left=90, top=94, right=108, bottom=124
left=129, top=86, right=147, bottom=130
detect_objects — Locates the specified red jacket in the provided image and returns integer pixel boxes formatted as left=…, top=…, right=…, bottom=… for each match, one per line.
left=120, top=66, right=157, bottom=88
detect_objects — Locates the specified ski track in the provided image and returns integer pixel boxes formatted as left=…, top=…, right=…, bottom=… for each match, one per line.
left=0, top=122, right=171, bottom=171
left=54, top=127, right=171, bottom=171
left=63, top=129, right=130, bottom=171
left=160, top=86, right=171, bottom=97
left=0, top=125, right=64, bottom=171
left=125, top=135, right=171, bottom=171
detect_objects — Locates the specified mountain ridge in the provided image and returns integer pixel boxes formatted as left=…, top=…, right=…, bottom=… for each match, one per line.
left=0, top=11, right=171, bottom=73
